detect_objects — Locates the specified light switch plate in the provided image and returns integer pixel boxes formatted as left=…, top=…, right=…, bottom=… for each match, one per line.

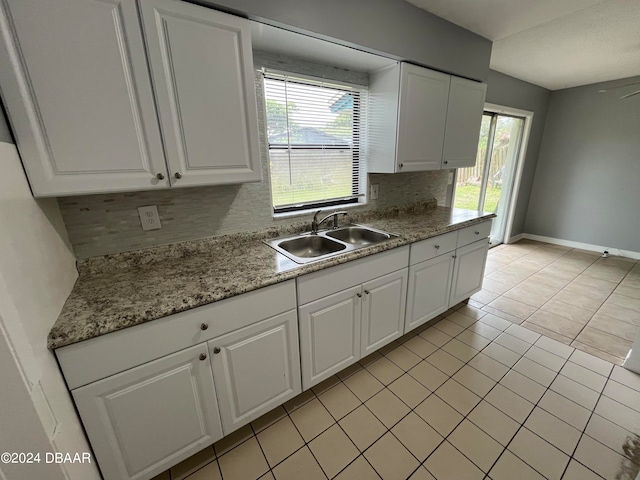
left=138, top=205, right=161, bottom=231
left=448, top=172, right=454, bottom=185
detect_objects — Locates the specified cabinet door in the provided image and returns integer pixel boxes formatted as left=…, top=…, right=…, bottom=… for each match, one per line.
left=361, top=269, right=408, bottom=356
left=0, top=0, right=169, bottom=196
left=299, top=286, right=362, bottom=390
left=209, top=310, right=301, bottom=434
left=442, top=77, right=487, bottom=169
left=405, top=254, right=455, bottom=332
left=139, top=0, right=261, bottom=187
left=450, top=238, right=490, bottom=306
left=73, top=344, right=222, bottom=480
left=396, top=64, right=450, bottom=172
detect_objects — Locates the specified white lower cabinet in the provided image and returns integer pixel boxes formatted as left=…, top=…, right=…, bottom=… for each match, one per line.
left=209, top=310, right=301, bottom=434
left=297, top=250, right=410, bottom=390
left=298, top=285, right=362, bottom=389
left=405, top=254, right=455, bottom=331
left=73, top=343, right=223, bottom=480
left=404, top=220, right=492, bottom=333
left=361, top=269, right=408, bottom=356
left=450, top=238, right=490, bottom=306
left=62, top=226, right=493, bottom=480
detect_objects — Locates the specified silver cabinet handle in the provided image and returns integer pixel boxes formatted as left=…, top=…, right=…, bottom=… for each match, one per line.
left=200, top=323, right=208, bottom=331
left=174, top=172, right=182, bottom=179
left=452, top=255, right=457, bottom=258
left=435, top=245, right=440, bottom=249
left=443, top=160, right=448, bottom=165
left=156, top=173, right=165, bottom=180
left=475, top=231, right=480, bottom=235
left=356, top=293, right=362, bottom=298
left=399, top=163, right=403, bottom=169
left=199, top=353, right=207, bottom=361
left=364, top=290, right=370, bottom=295
left=213, top=347, right=221, bottom=354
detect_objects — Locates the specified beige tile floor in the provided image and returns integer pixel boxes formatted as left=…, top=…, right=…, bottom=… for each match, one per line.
left=476, top=239, right=639, bottom=365
left=153, top=240, right=640, bottom=480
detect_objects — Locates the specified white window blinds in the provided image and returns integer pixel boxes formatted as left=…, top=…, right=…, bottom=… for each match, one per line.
left=263, top=72, right=365, bottom=212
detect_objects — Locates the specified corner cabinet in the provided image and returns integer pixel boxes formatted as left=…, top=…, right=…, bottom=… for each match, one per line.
left=73, top=344, right=223, bottom=480
left=368, top=62, right=487, bottom=173
left=0, top=0, right=261, bottom=196
left=139, top=0, right=262, bottom=187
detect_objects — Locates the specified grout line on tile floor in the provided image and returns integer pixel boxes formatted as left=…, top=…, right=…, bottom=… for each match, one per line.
left=173, top=240, right=638, bottom=480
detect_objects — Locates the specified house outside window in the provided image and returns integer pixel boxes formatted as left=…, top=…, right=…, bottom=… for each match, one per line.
left=263, top=72, right=366, bottom=213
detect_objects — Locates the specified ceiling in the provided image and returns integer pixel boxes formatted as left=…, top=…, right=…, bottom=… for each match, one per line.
left=405, top=0, right=640, bottom=90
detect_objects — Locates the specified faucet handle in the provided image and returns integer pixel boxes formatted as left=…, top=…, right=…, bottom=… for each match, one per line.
left=331, top=210, right=348, bottom=229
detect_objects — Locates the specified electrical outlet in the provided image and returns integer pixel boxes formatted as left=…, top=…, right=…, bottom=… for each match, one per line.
left=448, top=172, right=454, bottom=185
left=370, top=184, right=379, bottom=200
left=137, top=205, right=161, bottom=231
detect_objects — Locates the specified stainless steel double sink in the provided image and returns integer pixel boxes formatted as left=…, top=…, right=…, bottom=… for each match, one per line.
left=265, top=224, right=397, bottom=264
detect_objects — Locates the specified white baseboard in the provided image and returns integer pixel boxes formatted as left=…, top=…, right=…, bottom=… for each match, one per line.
left=506, top=233, right=524, bottom=244
left=521, top=234, right=640, bottom=260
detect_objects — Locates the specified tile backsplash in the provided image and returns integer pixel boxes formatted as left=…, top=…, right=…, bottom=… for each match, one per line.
left=58, top=52, right=448, bottom=258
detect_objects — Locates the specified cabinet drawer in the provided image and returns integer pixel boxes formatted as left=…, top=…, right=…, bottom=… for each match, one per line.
left=409, top=231, right=457, bottom=265
left=296, top=246, right=410, bottom=305
left=457, top=220, right=492, bottom=247
left=57, top=280, right=296, bottom=389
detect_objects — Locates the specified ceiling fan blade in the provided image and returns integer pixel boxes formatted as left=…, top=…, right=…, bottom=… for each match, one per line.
left=620, top=90, right=640, bottom=99
left=598, top=80, right=640, bottom=93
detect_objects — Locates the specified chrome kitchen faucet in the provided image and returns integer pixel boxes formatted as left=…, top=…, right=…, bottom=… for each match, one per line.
left=311, top=210, right=348, bottom=234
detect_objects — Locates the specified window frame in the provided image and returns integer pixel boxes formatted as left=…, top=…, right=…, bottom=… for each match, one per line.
left=262, top=72, right=365, bottom=214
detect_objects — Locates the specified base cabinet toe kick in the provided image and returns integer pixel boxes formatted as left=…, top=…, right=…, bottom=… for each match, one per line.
left=55, top=220, right=491, bottom=480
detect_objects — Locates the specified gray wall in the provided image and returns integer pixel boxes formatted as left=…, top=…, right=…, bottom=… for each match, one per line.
left=525, top=76, right=640, bottom=252
left=485, top=70, right=551, bottom=237
left=0, top=106, right=11, bottom=143
left=199, top=0, right=492, bottom=82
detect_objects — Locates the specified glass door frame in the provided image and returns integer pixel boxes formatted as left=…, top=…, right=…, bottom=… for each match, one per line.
left=451, top=103, right=534, bottom=245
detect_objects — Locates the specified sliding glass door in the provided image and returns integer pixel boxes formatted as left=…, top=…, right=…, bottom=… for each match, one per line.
left=453, top=112, right=525, bottom=245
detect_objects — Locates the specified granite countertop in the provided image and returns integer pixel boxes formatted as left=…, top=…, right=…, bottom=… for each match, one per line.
left=47, top=202, right=495, bottom=349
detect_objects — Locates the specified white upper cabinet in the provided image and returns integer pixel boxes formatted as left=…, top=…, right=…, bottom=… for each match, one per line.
left=368, top=62, right=486, bottom=173
left=396, top=64, right=450, bottom=172
left=0, top=0, right=262, bottom=196
left=139, top=0, right=262, bottom=187
left=0, top=0, right=170, bottom=196
left=442, top=76, right=487, bottom=169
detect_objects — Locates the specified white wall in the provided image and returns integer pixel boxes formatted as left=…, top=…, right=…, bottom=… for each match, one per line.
left=0, top=308, right=65, bottom=480
left=0, top=140, right=101, bottom=480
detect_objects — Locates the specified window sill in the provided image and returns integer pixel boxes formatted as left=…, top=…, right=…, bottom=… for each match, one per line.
left=272, top=201, right=364, bottom=220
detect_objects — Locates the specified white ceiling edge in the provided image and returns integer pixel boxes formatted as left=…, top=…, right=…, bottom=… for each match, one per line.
left=405, top=0, right=602, bottom=41
left=490, top=0, right=640, bottom=90
left=404, top=0, right=640, bottom=91
left=250, top=22, right=396, bottom=74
